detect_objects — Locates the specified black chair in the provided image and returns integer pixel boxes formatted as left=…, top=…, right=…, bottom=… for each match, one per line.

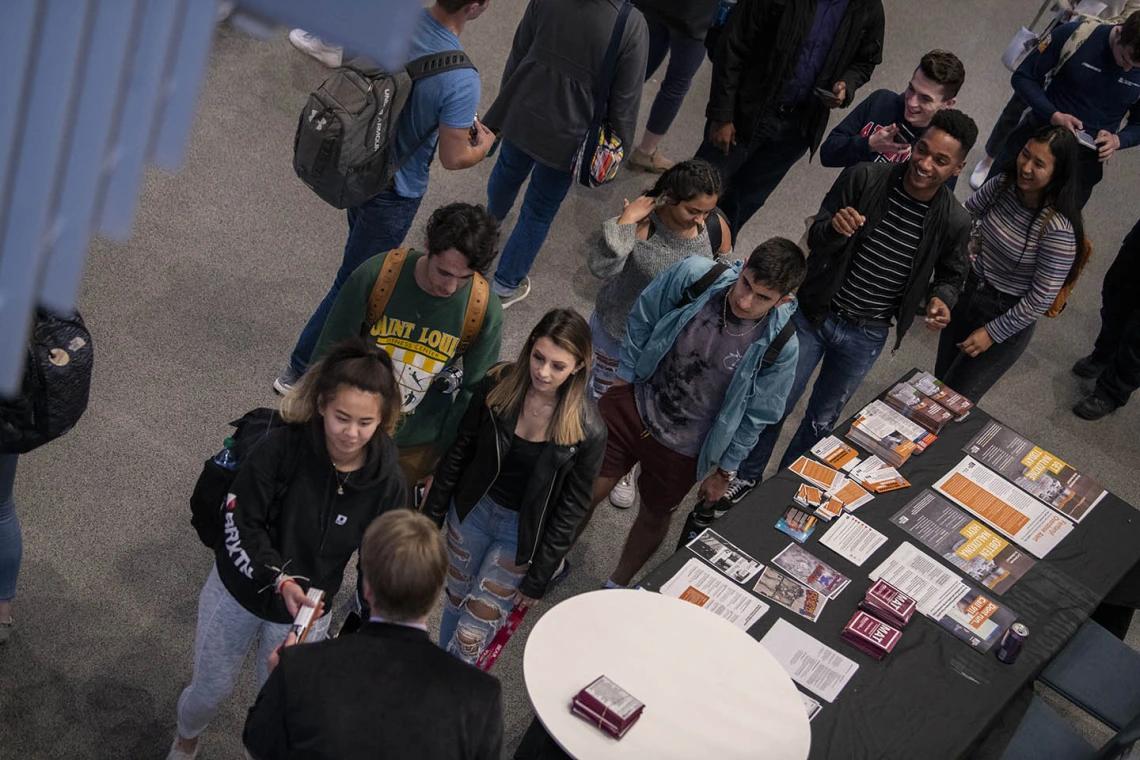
left=999, top=694, right=1140, bottom=760
left=1040, top=620, right=1140, bottom=731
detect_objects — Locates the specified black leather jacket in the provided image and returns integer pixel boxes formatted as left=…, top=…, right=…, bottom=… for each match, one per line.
left=425, top=373, right=607, bottom=599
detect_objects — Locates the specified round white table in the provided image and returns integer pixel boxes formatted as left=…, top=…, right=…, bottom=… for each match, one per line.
left=523, top=589, right=812, bottom=760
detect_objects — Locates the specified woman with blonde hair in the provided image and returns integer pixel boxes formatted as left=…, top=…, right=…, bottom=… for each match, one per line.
left=425, top=308, right=607, bottom=664
left=167, top=337, right=405, bottom=760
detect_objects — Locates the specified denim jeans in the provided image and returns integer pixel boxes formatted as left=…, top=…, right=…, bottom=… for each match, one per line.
left=0, top=454, right=21, bottom=602
left=288, top=184, right=423, bottom=375
left=439, top=496, right=527, bottom=666
left=643, top=15, right=707, bottom=136
left=1091, top=218, right=1140, bottom=365
left=587, top=312, right=624, bottom=402
left=176, top=566, right=331, bottom=739
left=486, top=139, right=573, bottom=292
left=935, top=275, right=1036, bottom=404
left=739, top=311, right=889, bottom=479
left=695, top=111, right=810, bottom=235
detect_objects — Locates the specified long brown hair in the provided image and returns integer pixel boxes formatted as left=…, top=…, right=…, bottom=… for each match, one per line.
left=280, top=336, right=402, bottom=437
left=485, top=309, right=592, bottom=446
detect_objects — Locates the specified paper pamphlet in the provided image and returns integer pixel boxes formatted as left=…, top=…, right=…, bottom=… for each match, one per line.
left=811, top=435, right=861, bottom=471
left=869, top=542, right=970, bottom=618
left=789, top=456, right=844, bottom=490
left=827, top=477, right=874, bottom=511
left=753, top=567, right=827, bottom=622
left=891, top=490, right=1036, bottom=595
left=772, top=543, right=851, bottom=599
left=819, top=513, right=888, bottom=567
left=760, top=618, right=859, bottom=703
left=963, top=420, right=1107, bottom=523
left=686, top=528, right=765, bottom=583
left=933, top=457, right=1074, bottom=558
left=800, top=692, right=822, bottom=721
left=660, top=558, right=769, bottom=630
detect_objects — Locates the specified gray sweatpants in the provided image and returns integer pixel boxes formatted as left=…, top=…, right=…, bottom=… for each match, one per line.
left=175, top=566, right=331, bottom=739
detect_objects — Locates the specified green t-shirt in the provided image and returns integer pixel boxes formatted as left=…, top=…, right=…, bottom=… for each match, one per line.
left=311, top=250, right=503, bottom=450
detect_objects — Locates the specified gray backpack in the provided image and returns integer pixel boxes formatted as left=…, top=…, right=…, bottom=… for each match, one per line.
left=292, top=52, right=475, bottom=209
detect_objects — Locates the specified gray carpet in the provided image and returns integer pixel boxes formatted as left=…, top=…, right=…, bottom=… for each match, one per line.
left=1, top=1, right=1138, bottom=758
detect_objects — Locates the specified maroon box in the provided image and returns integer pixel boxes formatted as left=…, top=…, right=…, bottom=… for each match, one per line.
left=842, top=610, right=902, bottom=660
left=859, top=579, right=917, bottom=629
left=571, top=675, right=644, bottom=739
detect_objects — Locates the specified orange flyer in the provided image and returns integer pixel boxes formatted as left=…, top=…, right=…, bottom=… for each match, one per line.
left=789, top=456, right=843, bottom=490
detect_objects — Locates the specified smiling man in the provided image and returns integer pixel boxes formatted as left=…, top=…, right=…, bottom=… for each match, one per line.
left=309, top=203, right=503, bottom=506
left=820, top=49, right=965, bottom=175
left=717, top=109, right=976, bottom=508
left=581, top=240, right=806, bottom=588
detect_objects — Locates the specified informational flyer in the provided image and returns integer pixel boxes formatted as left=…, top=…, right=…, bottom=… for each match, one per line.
left=891, top=490, right=1036, bottom=595
left=937, top=587, right=1017, bottom=653
left=773, top=544, right=851, bottom=599
left=753, top=567, right=827, bottom=622
left=818, top=513, right=888, bottom=567
left=686, top=528, right=764, bottom=584
left=811, top=435, right=861, bottom=471
left=933, top=457, right=1074, bottom=558
left=827, top=477, right=874, bottom=511
left=660, top=558, right=769, bottom=630
left=963, top=421, right=1108, bottom=523
left=760, top=618, right=859, bottom=703
left=869, top=542, right=970, bottom=618
left=789, top=456, right=844, bottom=490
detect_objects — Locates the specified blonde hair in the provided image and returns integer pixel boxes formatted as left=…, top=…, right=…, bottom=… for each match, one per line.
left=360, top=510, right=448, bottom=622
left=485, top=308, right=592, bottom=446
left=280, top=336, right=402, bottom=436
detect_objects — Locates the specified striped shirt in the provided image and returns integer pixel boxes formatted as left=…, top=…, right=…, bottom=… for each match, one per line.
left=832, top=184, right=930, bottom=321
left=965, top=177, right=1077, bottom=342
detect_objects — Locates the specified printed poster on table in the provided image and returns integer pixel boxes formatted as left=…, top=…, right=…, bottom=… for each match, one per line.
left=938, top=586, right=1018, bottom=653
left=963, top=420, right=1108, bottom=523
left=933, top=457, right=1074, bottom=559
left=891, top=490, right=1036, bottom=595
left=660, top=558, right=769, bottom=630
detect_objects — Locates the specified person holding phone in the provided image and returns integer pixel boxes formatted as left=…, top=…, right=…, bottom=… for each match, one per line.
left=167, top=338, right=406, bottom=760
left=936, top=125, right=1084, bottom=402
left=695, top=0, right=885, bottom=235
left=423, top=309, right=606, bottom=665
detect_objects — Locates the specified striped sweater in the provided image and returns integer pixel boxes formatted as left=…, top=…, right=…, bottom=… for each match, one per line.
left=966, top=177, right=1077, bottom=343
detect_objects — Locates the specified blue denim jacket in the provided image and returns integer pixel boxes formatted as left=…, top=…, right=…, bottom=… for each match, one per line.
left=617, top=256, right=800, bottom=478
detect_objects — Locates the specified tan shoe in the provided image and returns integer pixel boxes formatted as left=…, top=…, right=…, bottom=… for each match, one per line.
left=628, top=148, right=674, bottom=174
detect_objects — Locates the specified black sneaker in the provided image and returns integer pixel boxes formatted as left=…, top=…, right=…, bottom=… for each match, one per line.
left=1072, top=354, right=1111, bottom=379
left=714, top=477, right=757, bottom=518
left=1073, top=392, right=1118, bottom=421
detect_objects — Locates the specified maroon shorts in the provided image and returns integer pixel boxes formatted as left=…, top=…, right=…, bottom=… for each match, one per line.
left=598, top=383, right=699, bottom=517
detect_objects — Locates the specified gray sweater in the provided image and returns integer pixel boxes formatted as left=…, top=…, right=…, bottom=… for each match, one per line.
left=590, top=212, right=717, bottom=343
left=482, top=0, right=649, bottom=171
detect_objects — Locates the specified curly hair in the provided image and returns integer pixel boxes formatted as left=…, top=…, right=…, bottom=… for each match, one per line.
left=425, top=202, right=500, bottom=274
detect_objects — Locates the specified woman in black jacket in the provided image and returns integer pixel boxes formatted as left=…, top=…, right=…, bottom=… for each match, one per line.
left=426, top=309, right=606, bottom=665
left=168, top=338, right=405, bottom=760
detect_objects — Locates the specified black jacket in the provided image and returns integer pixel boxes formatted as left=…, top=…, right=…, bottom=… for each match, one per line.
left=243, top=622, right=503, bottom=760
left=706, top=0, right=885, bottom=151
left=634, top=0, right=719, bottom=39
left=215, top=421, right=406, bottom=624
left=424, top=373, right=607, bottom=598
left=801, top=162, right=971, bottom=351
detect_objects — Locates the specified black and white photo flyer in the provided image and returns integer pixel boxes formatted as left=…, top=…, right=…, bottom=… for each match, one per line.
left=686, top=528, right=765, bottom=583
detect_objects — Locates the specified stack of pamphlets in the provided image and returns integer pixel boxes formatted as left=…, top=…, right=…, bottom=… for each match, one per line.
left=884, top=381, right=954, bottom=434
left=841, top=610, right=902, bottom=660
left=908, top=370, right=973, bottom=421
left=859, top=579, right=916, bottom=629
left=847, top=400, right=937, bottom=466
left=571, top=676, right=644, bottom=739
left=850, top=457, right=911, bottom=493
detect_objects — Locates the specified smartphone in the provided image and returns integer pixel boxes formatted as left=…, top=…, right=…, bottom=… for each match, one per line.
left=414, top=483, right=426, bottom=508
left=469, top=112, right=479, bottom=141
left=1075, top=130, right=1098, bottom=150
left=814, top=87, right=841, bottom=103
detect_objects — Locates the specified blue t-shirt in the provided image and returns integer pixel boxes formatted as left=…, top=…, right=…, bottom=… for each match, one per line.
left=392, top=10, right=481, bottom=198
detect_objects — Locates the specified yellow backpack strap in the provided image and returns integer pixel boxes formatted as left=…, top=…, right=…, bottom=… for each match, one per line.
left=457, top=273, right=489, bottom=356
left=365, top=248, right=410, bottom=329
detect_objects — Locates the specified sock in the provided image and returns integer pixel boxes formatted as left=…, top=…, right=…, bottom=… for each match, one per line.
left=603, top=579, right=625, bottom=589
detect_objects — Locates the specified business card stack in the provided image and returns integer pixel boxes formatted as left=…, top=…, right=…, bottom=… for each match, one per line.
left=908, top=370, right=974, bottom=421
left=859, top=579, right=917, bottom=629
left=884, top=381, right=955, bottom=434
left=841, top=610, right=902, bottom=660
left=571, top=675, right=645, bottom=740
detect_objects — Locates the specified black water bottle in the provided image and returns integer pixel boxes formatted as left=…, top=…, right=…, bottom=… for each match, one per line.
left=675, top=500, right=717, bottom=551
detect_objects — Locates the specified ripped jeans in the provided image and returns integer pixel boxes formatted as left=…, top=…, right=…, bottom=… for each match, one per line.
left=440, top=496, right=528, bottom=665
left=587, top=312, right=624, bottom=402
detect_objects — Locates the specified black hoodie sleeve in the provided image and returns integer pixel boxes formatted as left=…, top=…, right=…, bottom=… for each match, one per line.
left=222, top=430, right=293, bottom=591
left=423, top=378, right=491, bottom=526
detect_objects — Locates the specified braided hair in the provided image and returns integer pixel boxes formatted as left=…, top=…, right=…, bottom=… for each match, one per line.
left=643, top=159, right=723, bottom=204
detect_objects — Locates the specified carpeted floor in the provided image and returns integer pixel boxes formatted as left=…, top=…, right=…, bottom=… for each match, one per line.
left=1, top=1, right=1137, bottom=758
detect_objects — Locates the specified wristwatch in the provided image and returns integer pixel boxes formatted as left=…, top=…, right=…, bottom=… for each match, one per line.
left=716, top=467, right=737, bottom=480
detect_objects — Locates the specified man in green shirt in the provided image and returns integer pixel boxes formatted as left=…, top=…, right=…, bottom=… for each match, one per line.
left=311, top=203, right=503, bottom=505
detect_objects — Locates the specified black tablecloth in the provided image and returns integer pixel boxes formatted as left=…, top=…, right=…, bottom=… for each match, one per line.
left=639, top=374, right=1140, bottom=760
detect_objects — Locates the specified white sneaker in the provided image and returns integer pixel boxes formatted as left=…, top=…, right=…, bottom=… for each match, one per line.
left=609, top=469, right=637, bottom=509
left=492, top=277, right=531, bottom=310
left=969, top=156, right=993, bottom=190
left=288, top=29, right=343, bottom=68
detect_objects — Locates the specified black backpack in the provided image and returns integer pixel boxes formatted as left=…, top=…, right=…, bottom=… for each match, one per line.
left=189, top=408, right=289, bottom=549
left=293, top=52, right=476, bottom=209
left=0, top=310, right=93, bottom=455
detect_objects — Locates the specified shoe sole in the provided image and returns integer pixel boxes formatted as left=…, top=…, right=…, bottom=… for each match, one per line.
left=272, top=378, right=292, bottom=396
left=609, top=497, right=634, bottom=509
left=499, top=279, right=531, bottom=310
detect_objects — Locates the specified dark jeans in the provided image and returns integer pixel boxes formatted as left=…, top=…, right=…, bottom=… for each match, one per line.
left=739, top=310, right=890, bottom=480
left=643, top=15, right=707, bottom=136
left=935, top=274, right=1037, bottom=403
left=695, top=110, right=810, bottom=235
left=1090, top=218, right=1140, bottom=365
left=984, top=93, right=1029, bottom=158
left=486, top=139, right=573, bottom=291
left=0, top=454, right=20, bottom=603
left=989, top=117, right=1103, bottom=209
left=1097, top=308, right=1140, bottom=407
left=288, top=185, right=423, bottom=375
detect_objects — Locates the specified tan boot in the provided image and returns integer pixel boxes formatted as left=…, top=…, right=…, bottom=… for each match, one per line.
left=628, top=148, right=674, bottom=174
